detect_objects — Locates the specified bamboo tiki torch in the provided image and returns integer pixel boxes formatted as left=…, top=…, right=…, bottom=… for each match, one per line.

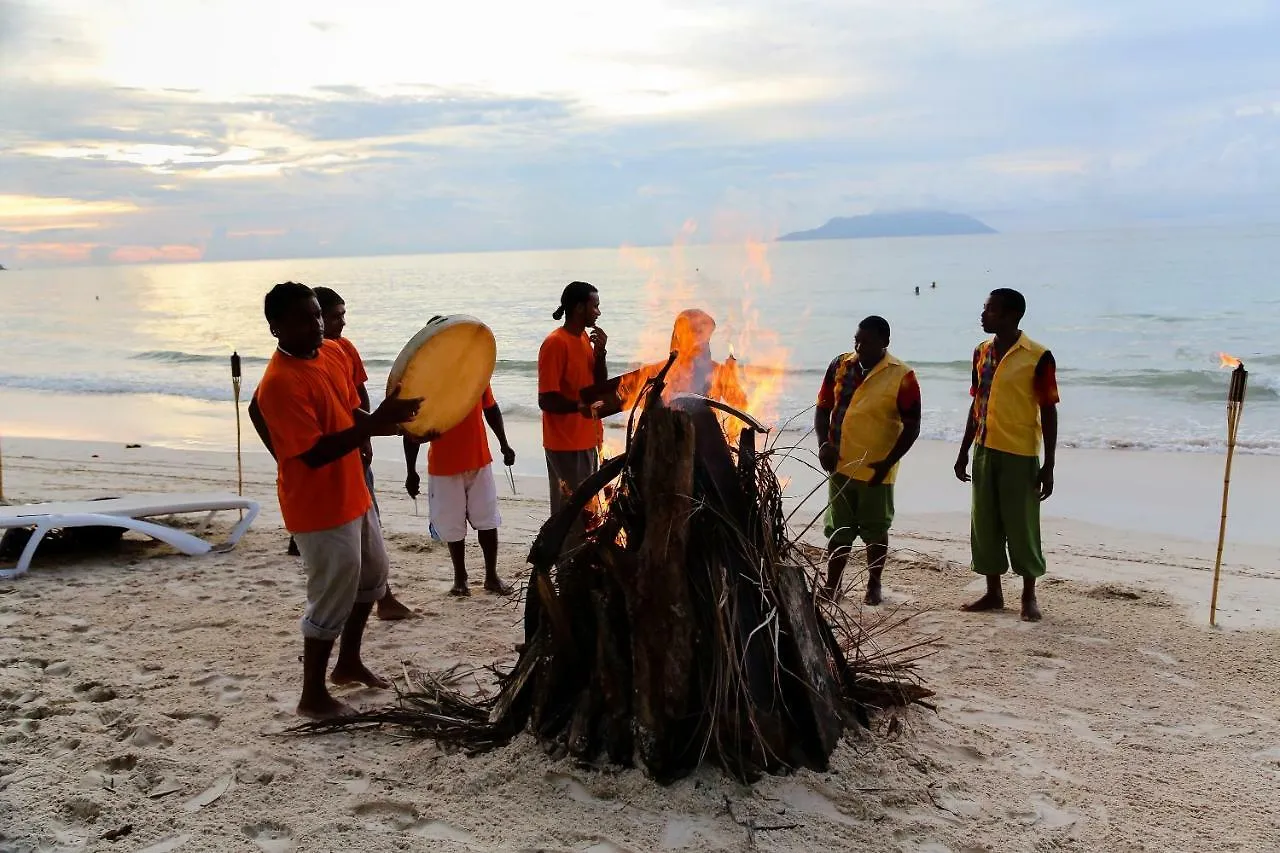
left=0, top=434, right=5, bottom=502
left=231, top=352, right=244, bottom=501
left=1209, top=357, right=1247, bottom=626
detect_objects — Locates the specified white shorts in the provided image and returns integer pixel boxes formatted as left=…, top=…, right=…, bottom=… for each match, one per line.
left=428, top=465, right=502, bottom=542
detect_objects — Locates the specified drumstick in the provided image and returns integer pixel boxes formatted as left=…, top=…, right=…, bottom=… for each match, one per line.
left=505, top=465, right=517, bottom=495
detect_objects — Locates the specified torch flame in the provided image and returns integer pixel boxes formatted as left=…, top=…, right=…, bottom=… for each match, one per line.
left=1218, top=352, right=1242, bottom=369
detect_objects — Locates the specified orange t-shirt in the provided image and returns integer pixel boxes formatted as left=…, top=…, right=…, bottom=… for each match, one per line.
left=428, top=386, right=496, bottom=476
left=538, top=328, right=603, bottom=452
left=333, top=337, right=369, bottom=386
left=257, top=340, right=371, bottom=533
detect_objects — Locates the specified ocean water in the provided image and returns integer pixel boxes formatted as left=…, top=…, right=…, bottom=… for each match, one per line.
left=1, top=224, right=1278, bottom=456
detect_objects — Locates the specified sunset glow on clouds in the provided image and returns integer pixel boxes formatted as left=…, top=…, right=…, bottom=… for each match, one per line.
left=2, top=0, right=1279, bottom=266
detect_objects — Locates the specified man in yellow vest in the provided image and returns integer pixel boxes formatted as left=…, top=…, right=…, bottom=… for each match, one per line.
left=816, top=316, right=922, bottom=605
left=954, top=288, right=1059, bottom=622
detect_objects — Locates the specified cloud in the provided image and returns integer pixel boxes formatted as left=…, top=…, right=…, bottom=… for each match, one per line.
left=2, top=0, right=1280, bottom=265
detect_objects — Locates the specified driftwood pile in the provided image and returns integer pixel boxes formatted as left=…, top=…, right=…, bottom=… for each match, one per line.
left=299, top=357, right=932, bottom=782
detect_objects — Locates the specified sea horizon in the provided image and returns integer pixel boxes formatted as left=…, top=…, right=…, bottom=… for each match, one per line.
left=2, top=224, right=1278, bottom=457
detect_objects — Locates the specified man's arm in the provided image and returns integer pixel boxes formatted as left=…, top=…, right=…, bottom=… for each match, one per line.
left=591, top=328, right=608, bottom=384
left=814, top=407, right=832, bottom=448
left=402, top=435, right=422, bottom=497
left=262, top=385, right=421, bottom=471
left=538, top=391, right=589, bottom=415
left=955, top=349, right=982, bottom=481
left=247, top=392, right=276, bottom=460
left=484, top=404, right=513, bottom=452
left=1035, top=350, right=1059, bottom=499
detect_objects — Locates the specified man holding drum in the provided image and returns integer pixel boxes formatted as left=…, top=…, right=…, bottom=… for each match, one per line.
left=255, top=281, right=422, bottom=720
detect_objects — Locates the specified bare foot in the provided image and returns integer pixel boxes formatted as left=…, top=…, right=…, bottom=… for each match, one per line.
left=961, top=592, right=1005, bottom=612
left=1021, top=596, right=1042, bottom=622
left=375, top=592, right=415, bottom=621
left=296, top=693, right=354, bottom=720
left=329, top=661, right=391, bottom=689
left=449, top=584, right=471, bottom=597
left=864, top=582, right=883, bottom=606
left=484, top=577, right=514, bottom=596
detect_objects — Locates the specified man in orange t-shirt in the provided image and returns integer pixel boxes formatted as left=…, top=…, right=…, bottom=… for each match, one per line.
left=255, top=281, right=422, bottom=720
left=314, top=286, right=413, bottom=620
left=402, top=385, right=515, bottom=597
left=537, top=280, right=607, bottom=517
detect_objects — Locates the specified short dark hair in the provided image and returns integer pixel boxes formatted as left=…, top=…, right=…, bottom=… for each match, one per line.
left=312, top=286, right=344, bottom=312
left=553, top=280, right=598, bottom=320
left=990, top=288, right=1026, bottom=319
left=859, top=315, right=891, bottom=342
left=264, top=281, right=315, bottom=325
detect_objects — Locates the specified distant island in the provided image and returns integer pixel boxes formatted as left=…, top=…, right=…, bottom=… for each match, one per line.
left=778, top=211, right=997, bottom=241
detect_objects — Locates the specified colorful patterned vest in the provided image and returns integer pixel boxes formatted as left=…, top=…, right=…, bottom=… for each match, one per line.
left=837, top=353, right=912, bottom=484
left=975, top=334, right=1048, bottom=458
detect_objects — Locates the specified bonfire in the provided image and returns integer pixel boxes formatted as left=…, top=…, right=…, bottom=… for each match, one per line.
left=298, top=355, right=933, bottom=783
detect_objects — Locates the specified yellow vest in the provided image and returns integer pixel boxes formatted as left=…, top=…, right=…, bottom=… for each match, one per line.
left=837, top=353, right=911, bottom=484
left=976, top=334, right=1047, bottom=457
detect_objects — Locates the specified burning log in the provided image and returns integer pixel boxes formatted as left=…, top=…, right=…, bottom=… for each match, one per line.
left=297, top=355, right=933, bottom=782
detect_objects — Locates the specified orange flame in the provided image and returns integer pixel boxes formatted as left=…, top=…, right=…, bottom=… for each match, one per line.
left=1218, top=352, right=1242, bottom=369
left=615, top=230, right=789, bottom=446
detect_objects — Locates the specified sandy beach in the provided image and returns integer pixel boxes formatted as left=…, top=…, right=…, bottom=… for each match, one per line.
left=2, top=433, right=1279, bottom=852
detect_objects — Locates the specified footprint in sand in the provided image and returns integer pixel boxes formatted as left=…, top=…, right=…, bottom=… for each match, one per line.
left=74, top=680, right=118, bottom=703
left=409, top=820, right=477, bottom=844
left=351, top=800, right=421, bottom=833
left=191, top=673, right=247, bottom=704
left=243, top=821, right=296, bottom=853
left=164, top=710, right=222, bottom=729
left=121, top=725, right=173, bottom=748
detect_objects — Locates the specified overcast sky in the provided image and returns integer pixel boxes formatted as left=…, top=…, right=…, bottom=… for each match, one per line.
left=2, top=0, right=1278, bottom=266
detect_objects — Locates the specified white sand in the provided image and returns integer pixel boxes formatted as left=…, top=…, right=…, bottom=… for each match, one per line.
left=2, top=435, right=1279, bottom=852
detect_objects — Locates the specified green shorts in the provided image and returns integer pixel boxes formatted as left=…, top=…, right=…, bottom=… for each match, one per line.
left=824, top=473, right=894, bottom=548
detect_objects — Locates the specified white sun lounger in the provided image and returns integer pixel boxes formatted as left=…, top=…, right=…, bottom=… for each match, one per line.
left=0, top=492, right=259, bottom=579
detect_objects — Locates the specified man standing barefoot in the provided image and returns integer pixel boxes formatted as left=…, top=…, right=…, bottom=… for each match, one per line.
left=815, top=316, right=921, bottom=605
left=954, top=288, right=1059, bottom=622
left=313, top=286, right=414, bottom=621
left=256, top=281, right=423, bottom=719
left=403, top=384, right=516, bottom=597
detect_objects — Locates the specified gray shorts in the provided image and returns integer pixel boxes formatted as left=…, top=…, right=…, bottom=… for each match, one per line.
left=545, top=449, right=599, bottom=565
left=292, top=507, right=389, bottom=640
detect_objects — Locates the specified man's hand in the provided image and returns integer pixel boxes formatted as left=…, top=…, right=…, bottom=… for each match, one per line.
left=818, top=443, right=838, bottom=473
left=954, top=451, right=971, bottom=483
left=405, top=470, right=421, bottom=498
left=590, top=326, right=608, bottom=352
left=360, top=440, right=374, bottom=466
left=1037, top=463, right=1054, bottom=501
left=577, top=401, right=602, bottom=420
left=501, top=445, right=516, bottom=467
left=368, top=384, right=423, bottom=435
left=867, top=459, right=894, bottom=486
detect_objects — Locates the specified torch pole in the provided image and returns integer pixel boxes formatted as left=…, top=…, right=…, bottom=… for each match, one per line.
left=0, top=435, right=5, bottom=502
left=231, top=352, right=244, bottom=504
left=1209, top=363, right=1247, bottom=626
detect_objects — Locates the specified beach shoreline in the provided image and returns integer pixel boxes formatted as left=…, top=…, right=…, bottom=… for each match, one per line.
left=2, top=434, right=1279, bottom=850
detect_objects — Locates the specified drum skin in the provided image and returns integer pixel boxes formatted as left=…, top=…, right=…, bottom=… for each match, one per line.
left=386, top=315, right=497, bottom=439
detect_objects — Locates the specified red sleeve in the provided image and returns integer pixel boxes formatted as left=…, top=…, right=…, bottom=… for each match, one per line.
left=970, top=345, right=982, bottom=397
left=1034, top=351, right=1059, bottom=406
left=538, top=335, right=566, bottom=395
left=481, top=385, right=496, bottom=408
left=816, top=358, right=839, bottom=410
left=897, top=370, right=922, bottom=418
left=342, top=339, right=368, bottom=385
left=257, top=373, right=323, bottom=460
